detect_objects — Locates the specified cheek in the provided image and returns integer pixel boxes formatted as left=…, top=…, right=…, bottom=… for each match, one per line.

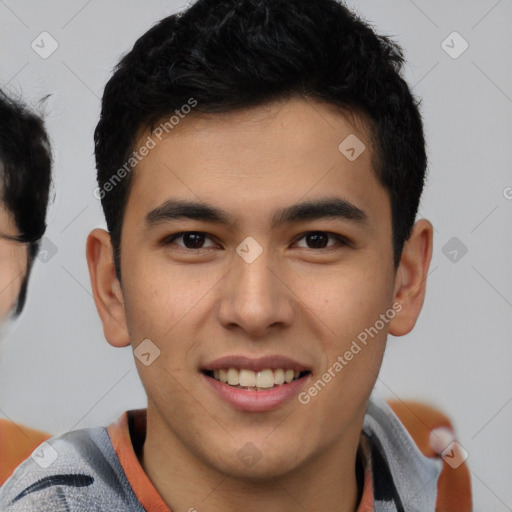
left=121, top=257, right=218, bottom=351
left=295, top=270, right=393, bottom=428
left=0, top=244, right=27, bottom=318
left=292, top=263, right=394, bottom=348
left=121, top=266, right=200, bottom=412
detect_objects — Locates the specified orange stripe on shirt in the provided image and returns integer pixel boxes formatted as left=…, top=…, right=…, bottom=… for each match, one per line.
left=107, top=410, right=171, bottom=512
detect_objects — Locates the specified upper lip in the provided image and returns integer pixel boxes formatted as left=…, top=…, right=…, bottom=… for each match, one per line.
left=202, top=355, right=310, bottom=373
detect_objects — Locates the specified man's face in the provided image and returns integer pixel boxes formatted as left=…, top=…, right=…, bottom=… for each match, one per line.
left=116, top=97, right=398, bottom=476
left=0, top=205, right=27, bottom=322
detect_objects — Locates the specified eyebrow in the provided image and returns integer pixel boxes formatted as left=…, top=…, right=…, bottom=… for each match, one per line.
left=145, top=197, right=368, bottom=229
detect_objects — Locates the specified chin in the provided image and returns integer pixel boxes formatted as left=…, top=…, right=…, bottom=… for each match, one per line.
left=204, top=438, right=308, bottom=481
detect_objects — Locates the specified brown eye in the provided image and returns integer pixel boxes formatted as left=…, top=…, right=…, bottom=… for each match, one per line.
left=181, top=233, right=206, bottom=248
left=305, top=232, right=329, bottom=249
left=294, top=231, right=346, bottom=249
left=163, top=232, right=217, bottom=249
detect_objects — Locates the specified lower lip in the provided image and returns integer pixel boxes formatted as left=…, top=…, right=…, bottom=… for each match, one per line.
left=202, top=373, right=310, bottom=412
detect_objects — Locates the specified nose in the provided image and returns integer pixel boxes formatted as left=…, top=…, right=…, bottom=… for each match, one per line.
left=217, top=245, right=295, bottom=338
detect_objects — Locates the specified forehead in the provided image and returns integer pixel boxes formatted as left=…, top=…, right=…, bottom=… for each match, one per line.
left=124, top=97, right=389, bottom=231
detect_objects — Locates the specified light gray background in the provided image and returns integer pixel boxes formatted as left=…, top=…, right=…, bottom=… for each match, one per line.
left=0, top=0, right=511, bottom=509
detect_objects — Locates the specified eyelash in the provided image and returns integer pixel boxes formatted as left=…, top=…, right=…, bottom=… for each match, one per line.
left=160, top=231, right=350, bottom=251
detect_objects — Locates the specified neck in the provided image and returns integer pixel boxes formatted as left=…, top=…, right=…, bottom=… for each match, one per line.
left=140, top=408, right=363, bottom=512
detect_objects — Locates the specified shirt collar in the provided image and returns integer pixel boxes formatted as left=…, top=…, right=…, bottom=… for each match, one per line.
left=108, top=408, right=379, bottom=512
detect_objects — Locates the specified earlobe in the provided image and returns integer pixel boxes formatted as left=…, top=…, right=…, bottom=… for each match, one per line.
left=86, top=228, right=130, bottom=348
left=389, top=219, right=433, bottom=337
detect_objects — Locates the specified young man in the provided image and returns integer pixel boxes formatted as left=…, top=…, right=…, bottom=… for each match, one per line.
left=0, top=89, right=52, bottom=485
left=0, top=0, right=472, bottom=510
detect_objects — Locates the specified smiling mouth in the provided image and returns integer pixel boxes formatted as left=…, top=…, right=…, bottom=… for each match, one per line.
left=203, top=368, right=311, bottom=391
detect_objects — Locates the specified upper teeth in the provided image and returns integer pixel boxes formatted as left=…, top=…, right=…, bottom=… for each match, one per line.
left=212, top=368, right=301, bottom=388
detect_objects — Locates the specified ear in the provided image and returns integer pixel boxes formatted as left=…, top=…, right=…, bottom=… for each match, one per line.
left=389, top=219, right=433, bottom=337
left=86, top=228, right=130, bottom=347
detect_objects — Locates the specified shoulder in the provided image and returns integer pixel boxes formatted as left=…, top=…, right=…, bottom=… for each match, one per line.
left=0, top=420, right=51, bottom=486
left=0, top=426, right=143, bottom=512
left=362, top=397, right=471, bottom=512
left=386, top=399, right=472, bottom=512
left=386, top=399, right=460, bottom=454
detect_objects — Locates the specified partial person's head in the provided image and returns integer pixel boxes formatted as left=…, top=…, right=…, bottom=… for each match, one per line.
left=88, top=0, right=433, bottom=479
left=0, top=89, right=52, bottom=321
